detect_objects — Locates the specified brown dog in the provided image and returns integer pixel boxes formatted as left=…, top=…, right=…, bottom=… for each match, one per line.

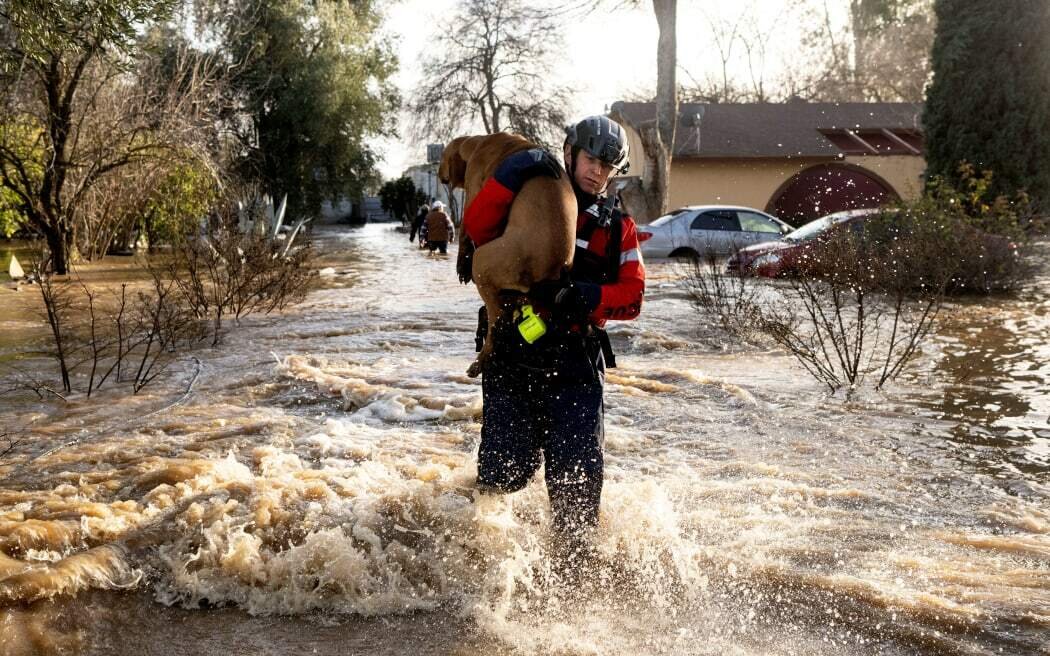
left=438, top=133, right=576, bottom=377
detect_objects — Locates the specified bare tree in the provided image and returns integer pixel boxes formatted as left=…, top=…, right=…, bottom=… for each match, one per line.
left=680, top=2, right=788, bottom=104
left=559, top=0, right=677, bottom=222
left=75, top=46, right=227, bottom=259
left=411, top=0, right=572, bottom=147
left=698, top=7, right=746, bottom=103
left=788, top=0, right=935, bottom=102
left=0, top=1, right=179, bottom=273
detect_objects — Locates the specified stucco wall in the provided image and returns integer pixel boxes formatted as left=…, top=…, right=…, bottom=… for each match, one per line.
left=842, top=155, right=925, bottom=200
left=627, top=156, right=926, bottom=222
left=613, top=121, right=927, bottom=221
left=665, top=158, right=830, bottom=214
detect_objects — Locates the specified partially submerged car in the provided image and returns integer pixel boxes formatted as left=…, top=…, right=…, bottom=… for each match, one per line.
left=637, top=206, right=793, bottom=259
left=726, top=209, right=877, bottom=277
left=728, top=207, right=1022, bottom=288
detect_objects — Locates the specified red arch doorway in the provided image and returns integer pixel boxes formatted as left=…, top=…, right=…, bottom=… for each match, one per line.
left=767, top=164, right=898, bottom=226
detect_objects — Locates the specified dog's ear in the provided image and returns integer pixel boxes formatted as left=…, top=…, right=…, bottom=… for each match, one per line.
left=457, top=136, right=482, bottom=161
left=438, top=136, right=469, bottom=189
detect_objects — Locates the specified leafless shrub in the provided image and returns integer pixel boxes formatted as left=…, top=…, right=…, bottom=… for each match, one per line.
left=688, top=212, right=948, bottom=394
left=762, top=242, right=943, bottom=393
left=0, top=433, right=23, bottom=459
left=31, top=264, right=205, bottom=396
left=37, top=267, right=76, bottom=394
left=689, top=165, right=1035, bottom=395
left=21, top=216, right=312, bottom=397
left=161, top=224, right=315, bottom=346
left=127, top=267, right=205, bottom=393
left=0, top=363, right=68, bottom=402
left=685, top=251, right=764, bottom=341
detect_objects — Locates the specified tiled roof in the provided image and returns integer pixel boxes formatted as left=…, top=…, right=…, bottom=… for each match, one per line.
left=609, top=101, right=923, bottom=158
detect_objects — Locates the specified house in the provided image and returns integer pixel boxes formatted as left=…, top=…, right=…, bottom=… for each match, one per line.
left=609, top=100, right=925, bottom=225
left=404, top=162, right=464, bottom=220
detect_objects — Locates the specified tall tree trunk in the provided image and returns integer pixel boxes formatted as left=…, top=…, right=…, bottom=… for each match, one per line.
left=851, top=0, right=869, bottom=99
left=42, top=222, right=71, bottom=275
left=630, top=0, right=677, bottom=222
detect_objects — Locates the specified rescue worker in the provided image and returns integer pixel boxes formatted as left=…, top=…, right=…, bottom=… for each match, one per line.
left=424, top=200, right=455, bottom=254
left=409, top=203, right=429, bottom=245
left=462, top=115, right=645, bottom=568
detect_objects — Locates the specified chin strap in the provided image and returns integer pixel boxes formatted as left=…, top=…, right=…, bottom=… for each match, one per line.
left=566, top=146, right=579, bottom=181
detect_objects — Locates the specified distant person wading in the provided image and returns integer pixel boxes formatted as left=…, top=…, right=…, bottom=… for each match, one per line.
left=424, top=201, right=455, bottom=254
left=409, top=203, right=429, bottom=246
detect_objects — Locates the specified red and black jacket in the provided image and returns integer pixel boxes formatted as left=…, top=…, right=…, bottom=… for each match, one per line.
left=463, top=177, right=645, bottom=328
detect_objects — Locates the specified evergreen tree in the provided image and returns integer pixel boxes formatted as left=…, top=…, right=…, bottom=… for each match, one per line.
left=378, top=177, right=425, bottom=224
left=195, top=0, right=399, bottom=219
left=923, top=0, right=1050, bottom=213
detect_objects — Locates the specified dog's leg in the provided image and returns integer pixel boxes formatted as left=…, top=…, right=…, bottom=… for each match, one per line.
left=467, top=284, right=503, bottom=377
left=467, top=236, right=563, bottom=377
left=457, top=235, right=475, bottom=284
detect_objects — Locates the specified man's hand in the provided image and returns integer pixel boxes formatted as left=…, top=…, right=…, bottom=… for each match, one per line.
left=494, top=149, right=562, bottom=193
left=531, top=278, right=601, bottom=322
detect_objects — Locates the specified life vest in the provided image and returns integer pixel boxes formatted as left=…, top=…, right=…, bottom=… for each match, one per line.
left=572, top=197, right=624, bottom=286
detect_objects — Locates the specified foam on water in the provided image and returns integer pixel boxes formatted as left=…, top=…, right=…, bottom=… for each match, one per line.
left=1, top=226, right=1048, bottom=655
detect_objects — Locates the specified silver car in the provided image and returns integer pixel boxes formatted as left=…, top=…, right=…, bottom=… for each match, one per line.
left=636, top=205, right=793, bottom=258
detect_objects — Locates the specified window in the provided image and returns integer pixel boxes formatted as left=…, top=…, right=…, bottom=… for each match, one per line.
left=737, top=211, right=782, bottom=233
left=649, top=208, right=690, bottom=227
left=819, top=128, right=925, bottom=156
left=691, top=210, right=740, bottom=231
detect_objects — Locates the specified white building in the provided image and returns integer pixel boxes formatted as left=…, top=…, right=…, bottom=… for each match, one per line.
left=403, top=163, right=464, bottom=221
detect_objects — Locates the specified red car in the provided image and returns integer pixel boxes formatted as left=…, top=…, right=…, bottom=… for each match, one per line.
left=726, top=209, right=876, bottom=277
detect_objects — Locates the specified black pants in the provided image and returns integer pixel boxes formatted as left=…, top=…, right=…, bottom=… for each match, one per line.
left=476, top=343, right=604, bottom=541
left=427, top=240, right=447, bottom=254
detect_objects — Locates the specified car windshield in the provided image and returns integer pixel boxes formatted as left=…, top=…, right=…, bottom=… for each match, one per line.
left=648, top=208, right=690, bottom=227
left=784, top=213, right=849, bottom=242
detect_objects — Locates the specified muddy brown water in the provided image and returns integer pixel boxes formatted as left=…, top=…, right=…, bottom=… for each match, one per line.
left=0, top=225, right=1046, bottom=655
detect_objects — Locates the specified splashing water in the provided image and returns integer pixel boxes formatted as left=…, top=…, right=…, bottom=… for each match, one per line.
left=0, top=225, right=1047, bottom=655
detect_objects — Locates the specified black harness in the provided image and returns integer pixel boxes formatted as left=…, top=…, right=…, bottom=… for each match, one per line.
left=569, top=197, right=623, bottom=368
left=574, top=197, right=623, bottom=285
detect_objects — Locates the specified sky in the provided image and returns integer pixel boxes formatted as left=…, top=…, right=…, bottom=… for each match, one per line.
left=373, top=0, right=843, bottom=180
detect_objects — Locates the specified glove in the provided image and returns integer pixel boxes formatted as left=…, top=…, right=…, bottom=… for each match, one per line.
left=530, top=278, right=601, bottom=322
left=493, top=149, right=562, bottom=193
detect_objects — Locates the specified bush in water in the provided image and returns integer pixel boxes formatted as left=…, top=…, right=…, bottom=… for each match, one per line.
left=690, top=165, right=1037, bottom=395
left=161, top=226, right=316, bottom=347
left=4, top=224, right=314, bottom=400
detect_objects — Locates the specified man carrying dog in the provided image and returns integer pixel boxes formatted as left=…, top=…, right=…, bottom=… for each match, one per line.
left=462, top=115, right=645, bottom=568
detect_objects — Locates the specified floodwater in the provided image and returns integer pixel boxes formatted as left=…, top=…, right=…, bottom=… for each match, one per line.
left=0, top=224, right=1047, bottom=656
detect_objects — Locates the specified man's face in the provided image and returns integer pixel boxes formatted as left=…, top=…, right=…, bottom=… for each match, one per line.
left=565, top=146, right=617, bottom=195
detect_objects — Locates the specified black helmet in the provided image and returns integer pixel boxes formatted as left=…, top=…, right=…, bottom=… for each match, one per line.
left=565, top=115, right=630, bottom=174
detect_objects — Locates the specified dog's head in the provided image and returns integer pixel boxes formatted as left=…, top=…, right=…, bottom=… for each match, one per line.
left=438, top=136, right=487, bottom=189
